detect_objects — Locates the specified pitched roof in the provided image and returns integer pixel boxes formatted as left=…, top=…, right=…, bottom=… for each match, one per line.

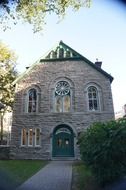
left=14, top=41, right=113, bottom=84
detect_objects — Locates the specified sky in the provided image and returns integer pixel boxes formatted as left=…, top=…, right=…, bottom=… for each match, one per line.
left=0, top=0, right=126, bottom=113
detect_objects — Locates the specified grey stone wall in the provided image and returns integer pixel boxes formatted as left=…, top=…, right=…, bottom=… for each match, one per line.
left=0, top=147, right=10, bottom=159
left=11, top=60, right=114, bottom=160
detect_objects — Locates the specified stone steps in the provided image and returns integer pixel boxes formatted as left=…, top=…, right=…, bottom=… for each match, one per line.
left=51, top=157, right=76, bottom=161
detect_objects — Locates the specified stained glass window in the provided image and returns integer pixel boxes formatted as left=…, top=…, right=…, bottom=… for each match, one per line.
left=88, top=86, right=99, bottom=111
left=55, top=81, right=71, bottom=112
left=28, top=89, right=37, bottom=113
left=55, top=81, right=70, bottom=96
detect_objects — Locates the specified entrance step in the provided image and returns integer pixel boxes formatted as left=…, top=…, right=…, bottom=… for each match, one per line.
left=52, top=157, right=75, bottom=161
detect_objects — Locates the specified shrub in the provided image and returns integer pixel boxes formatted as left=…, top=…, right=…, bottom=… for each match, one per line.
left=78, top=118, right=126, bottom=186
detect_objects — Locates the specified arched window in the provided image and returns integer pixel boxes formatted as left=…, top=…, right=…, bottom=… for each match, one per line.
left=88, top=86, right=99, bottom=111
left=28, top=88, right=37, bottom=113
left=55, top=81, right=71, bottom=112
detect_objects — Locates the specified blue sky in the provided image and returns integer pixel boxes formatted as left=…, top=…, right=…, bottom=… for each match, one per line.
left=0, top=0, right=126, bottom=113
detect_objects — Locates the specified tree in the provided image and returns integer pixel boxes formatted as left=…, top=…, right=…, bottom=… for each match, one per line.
left=0, top=41, right=17, bottom=144
left=0, top=0, right=91, bottom=32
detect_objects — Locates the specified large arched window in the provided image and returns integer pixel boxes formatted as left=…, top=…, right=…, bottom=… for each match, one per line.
left=28, top=88, right=37, bottom=113
left=55, top=81, right=71, bottom=112
left=88, top=86, right=99, bottom=111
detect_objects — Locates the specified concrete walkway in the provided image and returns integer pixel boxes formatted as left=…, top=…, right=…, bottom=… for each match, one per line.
left=16, top=161, right=73, bottom=190
left=104, top=178, right=126, bottom=190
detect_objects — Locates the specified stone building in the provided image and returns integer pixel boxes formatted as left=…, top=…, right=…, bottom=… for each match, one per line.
left=11, top=41, right=114, bottom=160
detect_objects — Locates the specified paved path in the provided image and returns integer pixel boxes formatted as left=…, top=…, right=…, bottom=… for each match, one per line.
left=104, top=178, right=126, bottom=190
left=0, top=168, right=18, bottom=190
left=16, top=161, right=73, bottom=190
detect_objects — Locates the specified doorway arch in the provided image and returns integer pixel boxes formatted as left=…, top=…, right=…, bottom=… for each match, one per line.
left=52, top=124, right=74, bottom=157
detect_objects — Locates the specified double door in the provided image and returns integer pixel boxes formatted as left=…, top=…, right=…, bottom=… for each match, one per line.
left=53, top=131, right=74, bottom=157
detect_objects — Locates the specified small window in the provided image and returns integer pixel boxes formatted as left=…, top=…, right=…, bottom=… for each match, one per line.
left=88, top=86, right=99, bottom=111
left=28, top=89, right=37, bottom=113
left=21, top=128, right=27, bottom=146
left=21, top=128, right=41, bottom=147
left=35, top=128, right=41, bottom=146
left=28, top=129, right=33, bottom=146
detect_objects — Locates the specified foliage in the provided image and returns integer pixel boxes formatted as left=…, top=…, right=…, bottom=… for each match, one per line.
left=0, top=41, right=17, bottom=108
left=0, top=160, right=48, bottom=188
left=72, top=161, right=100, bottom=190
left=0, top=0, right=91, bottom=32
left=0, top=41, right=17, bottom=142
left=78, top=119, right=126, bottom=186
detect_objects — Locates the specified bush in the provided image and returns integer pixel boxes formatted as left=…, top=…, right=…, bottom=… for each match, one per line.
left=78, top=118, right=126, bottom=186
left=72, top=162, right=100, bottom=190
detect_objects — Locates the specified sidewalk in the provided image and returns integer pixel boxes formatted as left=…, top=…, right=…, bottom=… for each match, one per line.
left=16, top=161, right=73, bottom=190
left=0, top=168, right=17, bottom=190
left=104, top=178, right=126, bottom=190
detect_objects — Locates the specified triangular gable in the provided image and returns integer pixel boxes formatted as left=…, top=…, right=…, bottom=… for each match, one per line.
left=43, top=40, right=82, bottom=60
left=13, top=41, right=113, bottom=84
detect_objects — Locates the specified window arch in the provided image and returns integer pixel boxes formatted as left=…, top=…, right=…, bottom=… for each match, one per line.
left=88, top=86, right=99, bottom=111
left=27, top=88, right=37, bottom=113
left=55, top=81, right=71, bottom=112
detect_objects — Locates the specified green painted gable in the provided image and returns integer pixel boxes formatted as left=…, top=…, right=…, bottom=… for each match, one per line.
left=43, top=40, right=82, bottom=60
left=13, top=41, right=113, bottom=84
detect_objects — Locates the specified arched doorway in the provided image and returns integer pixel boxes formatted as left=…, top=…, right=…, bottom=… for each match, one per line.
left=52, top=124, right=74, bottom=157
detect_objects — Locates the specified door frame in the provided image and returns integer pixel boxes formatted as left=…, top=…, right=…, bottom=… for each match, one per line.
left=52, top=124, right=74, bottom=157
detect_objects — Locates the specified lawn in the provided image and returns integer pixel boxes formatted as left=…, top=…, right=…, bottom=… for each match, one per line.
left=0, top=160, right=48, bottom=189
left=72, top=161, right=102, bottom=190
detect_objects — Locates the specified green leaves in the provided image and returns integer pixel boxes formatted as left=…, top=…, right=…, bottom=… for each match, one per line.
left=0, top=0, right=91, bottom=32
left=0, top=41, right=17, bottom=142
left=0, top=41, right=17, bottom=111
left=79, top=119, right=126, bottom=186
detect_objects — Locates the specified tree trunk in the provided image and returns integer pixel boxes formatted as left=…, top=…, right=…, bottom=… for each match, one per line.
left=0, top=112, right=4, bottom=144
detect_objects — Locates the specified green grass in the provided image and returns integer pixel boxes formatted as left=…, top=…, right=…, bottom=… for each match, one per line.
left=72, top=161, right=102, bottom=190
left=0, top=160, right=48, bottom=188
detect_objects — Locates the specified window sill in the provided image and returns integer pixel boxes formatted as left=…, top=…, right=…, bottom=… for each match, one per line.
left=20, top=145, right=41, bottom=148
left=35, top=145, right=41, bottom=148
left=87, top=110, right=101, bottom=113
left=24, top=112, right=39, bottom=114
left=53, top=111, right=72, bottom=113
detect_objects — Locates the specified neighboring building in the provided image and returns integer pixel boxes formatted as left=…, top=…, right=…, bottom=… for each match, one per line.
left=123, top=104, right=126, bottom=117
left=3, top=112, right=12, bottom=145
left=0, top=112, right=12, bottom=146
left=10, top=41, right=114, bottom=160
left=115, top=110, right=124, bottom=120
left=115, top=104, right=126, bottom=119
left=0, top=103, right=12, bottom=145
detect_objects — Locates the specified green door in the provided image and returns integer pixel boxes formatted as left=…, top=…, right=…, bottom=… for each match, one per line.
left=52, top=126, right=74, bottom=157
